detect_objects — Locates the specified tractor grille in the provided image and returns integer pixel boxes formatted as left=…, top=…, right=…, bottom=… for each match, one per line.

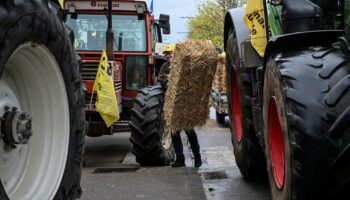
left=81, top=63, right=123, bottom=91
left=82, top=60, right=122, bottom=111
left=81, top=62, right=98, bottom=80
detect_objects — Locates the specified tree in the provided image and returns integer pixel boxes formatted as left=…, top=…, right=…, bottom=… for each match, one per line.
left=187, top=0, right=239, bottom=50
left=217, top=0, right=238, bottom=14
left=187, top=1, right=223, bottom=49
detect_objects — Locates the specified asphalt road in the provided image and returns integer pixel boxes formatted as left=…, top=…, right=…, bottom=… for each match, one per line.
left=80, top=109, right=271, bottom=200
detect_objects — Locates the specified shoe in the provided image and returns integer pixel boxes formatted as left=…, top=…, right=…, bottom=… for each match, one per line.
left=171, top=155, right=186, bottom=167
left=194, top=154, right=202, bottom=168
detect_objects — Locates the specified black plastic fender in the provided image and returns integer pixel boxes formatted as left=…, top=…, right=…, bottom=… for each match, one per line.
left=224, top=7, right=250, bottom=60
left=263, top=30, right=344, bottom=70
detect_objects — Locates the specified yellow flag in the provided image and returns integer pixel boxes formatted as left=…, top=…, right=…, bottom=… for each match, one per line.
left=93, top=50, right=120, bottom=127
left=59, top=0, right=64, bottom=8
left=244, top=0, right=267, bottom=57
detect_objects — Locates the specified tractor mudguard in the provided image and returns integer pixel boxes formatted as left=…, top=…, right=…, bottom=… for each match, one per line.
left=224, top=7, right=250, bottom=60
left=263, top=30, right=344, bottom=70
left=225, top=7, right=263, bottom=69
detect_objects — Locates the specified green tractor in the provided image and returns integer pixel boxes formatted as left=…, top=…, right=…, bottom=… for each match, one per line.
left=224, top=0, right=350, bottom=199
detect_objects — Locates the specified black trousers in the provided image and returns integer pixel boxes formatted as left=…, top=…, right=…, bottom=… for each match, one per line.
left=172, top=129, right=200, bottom=158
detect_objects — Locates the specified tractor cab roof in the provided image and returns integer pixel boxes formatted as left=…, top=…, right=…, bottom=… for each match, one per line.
left=62, top=0, right=149, bottom=13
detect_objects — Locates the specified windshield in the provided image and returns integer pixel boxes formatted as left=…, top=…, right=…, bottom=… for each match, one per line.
left=66, top=14, right=147, bottom=52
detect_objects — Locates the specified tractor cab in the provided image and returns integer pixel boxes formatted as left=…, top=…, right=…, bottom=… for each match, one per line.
left=64, top=0, right=151, bottom=92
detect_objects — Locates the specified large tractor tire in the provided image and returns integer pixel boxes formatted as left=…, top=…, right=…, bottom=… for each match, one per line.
left=264, top=47, right=350, bottom=199
left=130, top=85, right=174, bottom=165
left=0, top=1, right=85, bottom=199
left=226, top=29, right=266, bottom=180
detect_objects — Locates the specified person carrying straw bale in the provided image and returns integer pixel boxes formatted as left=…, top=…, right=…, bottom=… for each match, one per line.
left=158, top=44, right=202, bottom=168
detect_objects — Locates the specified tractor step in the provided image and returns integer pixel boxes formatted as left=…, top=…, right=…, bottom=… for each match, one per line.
left=113, top=120, right=130, bottom=132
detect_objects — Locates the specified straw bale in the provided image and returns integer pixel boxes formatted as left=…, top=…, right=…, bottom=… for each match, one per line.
left=163, top=39, right=218, bottom=133
left=212, top=53, right=227, bottom=92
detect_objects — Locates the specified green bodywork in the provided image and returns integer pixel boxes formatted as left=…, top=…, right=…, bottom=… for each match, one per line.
left=266, top=3, right=282, bottom=37
left=265, top=0, right=349, bottom=37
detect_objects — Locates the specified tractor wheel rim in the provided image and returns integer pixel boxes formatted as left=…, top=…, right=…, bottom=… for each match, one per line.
left=0, top=43, right=70, bottom=199
left=268, top=96, right=285, bottom=189
left=231, top=65, right=243, bottom=142
left=162, top=128, right=172, bottom=150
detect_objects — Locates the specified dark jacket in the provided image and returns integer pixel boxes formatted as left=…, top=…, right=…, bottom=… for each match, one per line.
left=158, top=61, right=171, bottom=90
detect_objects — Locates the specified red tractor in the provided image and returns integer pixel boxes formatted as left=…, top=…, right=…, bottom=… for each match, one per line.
left=63, top=0, right=174, bottom=166
left=63, top=0, right=170, bottom=135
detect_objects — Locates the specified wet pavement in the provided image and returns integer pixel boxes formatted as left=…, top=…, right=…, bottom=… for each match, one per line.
left=80, top=108, right=271, bottom=199
left=196, top=119, right=270, bottom=200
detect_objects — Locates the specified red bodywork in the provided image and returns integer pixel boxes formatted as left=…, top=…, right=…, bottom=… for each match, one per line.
left=64, top=0, right=156, bottom=136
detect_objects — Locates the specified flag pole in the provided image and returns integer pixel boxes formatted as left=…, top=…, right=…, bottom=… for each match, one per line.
left=106, top=0, right=114, bottom=61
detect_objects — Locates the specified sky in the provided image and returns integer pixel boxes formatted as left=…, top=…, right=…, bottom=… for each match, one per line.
left=146, top=0, right=202, bottom=44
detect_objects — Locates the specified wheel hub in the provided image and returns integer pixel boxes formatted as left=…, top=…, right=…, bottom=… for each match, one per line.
left=0, top=43, right=70, bottom=199
left=162, top=128, right=172, bottom=150
left=1, top=107, right=33, bottom=146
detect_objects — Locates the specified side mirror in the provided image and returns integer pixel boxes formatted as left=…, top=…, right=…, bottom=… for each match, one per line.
left=159, top=14, right=171, bottom=34
left=69, top=4, right=78, bottom=19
